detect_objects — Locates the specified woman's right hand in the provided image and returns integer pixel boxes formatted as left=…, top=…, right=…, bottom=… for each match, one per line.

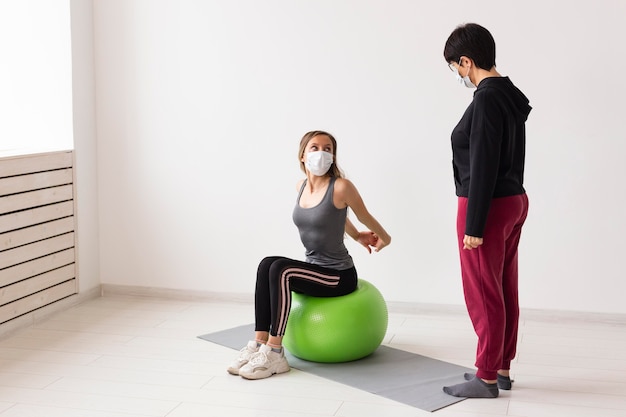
left=355, top=231, right=378, bottom=253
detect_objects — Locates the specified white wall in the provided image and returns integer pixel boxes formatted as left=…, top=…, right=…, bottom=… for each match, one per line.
left=90, top=0, right=626, bottom=314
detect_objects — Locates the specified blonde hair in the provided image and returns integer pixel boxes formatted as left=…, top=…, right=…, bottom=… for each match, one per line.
left=298, top=130, right=344, bottom=178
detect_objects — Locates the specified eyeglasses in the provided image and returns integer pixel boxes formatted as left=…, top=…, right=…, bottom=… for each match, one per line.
left=448, top=58, right=462, bottom=72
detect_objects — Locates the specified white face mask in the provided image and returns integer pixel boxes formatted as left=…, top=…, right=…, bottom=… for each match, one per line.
left=305, top=151, right=334, bottom=176
left=453, top=66, right=476, bottom=89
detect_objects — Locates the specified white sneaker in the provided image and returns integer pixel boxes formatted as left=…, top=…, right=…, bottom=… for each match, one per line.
left=227, top=340, right=259, bottom=375
left=238, top=344, right=290, bottom=380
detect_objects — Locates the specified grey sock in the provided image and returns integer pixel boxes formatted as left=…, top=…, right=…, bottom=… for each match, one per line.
left=443, top=376, right=499, bottom=398
left=464, top=372, right=512, bottom=390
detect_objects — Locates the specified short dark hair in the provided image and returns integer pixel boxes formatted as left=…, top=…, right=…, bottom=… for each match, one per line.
left=443, top=23, right=496, bottom=70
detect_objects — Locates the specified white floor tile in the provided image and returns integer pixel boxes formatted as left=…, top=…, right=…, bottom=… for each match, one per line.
left=0, top=404, right=151, bottom=417
left=336, top=400, right=432, bottom=417
left=166, top=402, right=333, bottom=417
left=507, top=400, right=626, bottom=417
left=0, top=387, right=178, bottom=416
left=0, top=372, right=60, bottom=389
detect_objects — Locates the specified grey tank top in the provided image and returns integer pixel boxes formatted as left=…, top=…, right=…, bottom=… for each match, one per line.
left=292, top=177, right=354, bottom=270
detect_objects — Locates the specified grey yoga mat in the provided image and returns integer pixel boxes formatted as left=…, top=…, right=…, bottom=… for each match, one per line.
left=198, top=324, right=472, bottom=412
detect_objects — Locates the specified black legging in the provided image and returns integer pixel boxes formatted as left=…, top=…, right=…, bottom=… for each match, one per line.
left=255, top=256, right=358, bottom=337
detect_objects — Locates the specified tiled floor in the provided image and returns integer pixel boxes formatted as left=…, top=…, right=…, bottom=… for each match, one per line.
left=0, top=294, right=625, bottom=416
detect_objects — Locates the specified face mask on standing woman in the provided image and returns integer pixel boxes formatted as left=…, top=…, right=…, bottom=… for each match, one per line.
left=453, top=64, right=476, bottom=89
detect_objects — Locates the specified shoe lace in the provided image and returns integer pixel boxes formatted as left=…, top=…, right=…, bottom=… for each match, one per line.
left=238, top=345, right=255, bottom=360
left=248, top=351, right=269, bottom=366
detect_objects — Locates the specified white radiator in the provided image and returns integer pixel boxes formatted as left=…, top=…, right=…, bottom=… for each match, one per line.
left=0, top=151, right=77, bottom=327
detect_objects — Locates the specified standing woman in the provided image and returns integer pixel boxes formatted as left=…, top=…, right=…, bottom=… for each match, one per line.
left=228, top=130, right=391, bottom=380
left=442, top=23, right=531, bottom=398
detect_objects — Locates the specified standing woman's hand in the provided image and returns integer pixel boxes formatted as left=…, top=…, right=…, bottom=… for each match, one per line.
left=463, top=235, right=483, bottom=250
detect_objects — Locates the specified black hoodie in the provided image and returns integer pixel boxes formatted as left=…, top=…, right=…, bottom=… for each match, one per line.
left=451, top=76, right=532, bottom=237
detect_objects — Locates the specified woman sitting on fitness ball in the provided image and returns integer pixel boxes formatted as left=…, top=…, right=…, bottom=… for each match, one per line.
left=227, top=130, right=392, bottom=380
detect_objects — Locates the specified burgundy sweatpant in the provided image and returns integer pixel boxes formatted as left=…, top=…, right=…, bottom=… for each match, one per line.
left=457, top=194, right=529, bottom=380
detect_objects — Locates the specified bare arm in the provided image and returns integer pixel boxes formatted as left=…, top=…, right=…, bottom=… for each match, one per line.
left=335, top=178, right=391, bottom=252
left=345, top=217, right=359, bottom=240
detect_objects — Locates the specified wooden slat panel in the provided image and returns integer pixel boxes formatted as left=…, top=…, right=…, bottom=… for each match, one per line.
left=0, top=280, right=76, bottom=325
left=0, top=152, right=73, bottom=178
left=0, top=184, right=73, bottom=215
left=0, top=201, right=73, bottom=234
left=0, top=168, right=73, bottom=197
left=0, top=217, right=74, bottom=251
left=0, top=264, right=74, bottom=305
left=0, top=151, right=77, bottom=328
left=0, top=248, right=74, bottom=287
left=0, top=232, right=75, bottom=270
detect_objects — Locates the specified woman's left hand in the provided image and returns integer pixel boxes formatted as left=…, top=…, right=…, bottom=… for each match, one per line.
left=373, top=235, right=390, bottom=252
left=463, top=235, right=483, bottom=250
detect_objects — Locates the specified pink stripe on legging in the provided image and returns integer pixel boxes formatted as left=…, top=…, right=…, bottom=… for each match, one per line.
left=276, top=268, right=340, bottom=336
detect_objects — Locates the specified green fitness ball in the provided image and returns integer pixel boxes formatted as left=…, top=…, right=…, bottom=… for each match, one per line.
left=283, top=279, right=388, bottom=363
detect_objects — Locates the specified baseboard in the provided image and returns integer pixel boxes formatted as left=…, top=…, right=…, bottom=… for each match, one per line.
left=387, top=300, right=626, bottom=325
left=100, top=283, right=254, bottom=304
